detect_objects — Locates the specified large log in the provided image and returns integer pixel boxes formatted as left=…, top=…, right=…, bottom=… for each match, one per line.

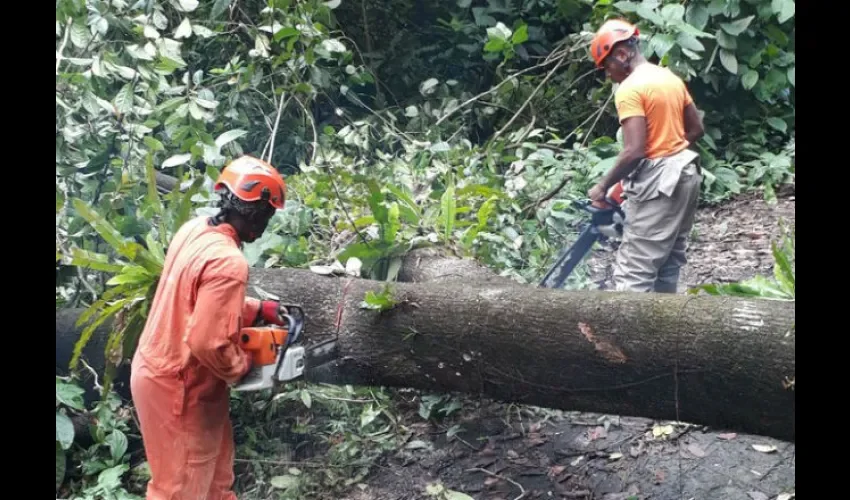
left=58, top=257, right=795, bottom=442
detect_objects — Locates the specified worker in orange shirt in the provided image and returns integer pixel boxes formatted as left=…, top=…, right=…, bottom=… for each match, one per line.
left=130, top=156, right=289, bottom=499
left=587, top=19, right=706, bottom=293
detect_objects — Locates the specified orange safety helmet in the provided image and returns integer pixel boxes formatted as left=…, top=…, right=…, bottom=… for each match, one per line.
left=214, top=155, right=287, bottom=210
left=590, top=19, right=639, bottom=68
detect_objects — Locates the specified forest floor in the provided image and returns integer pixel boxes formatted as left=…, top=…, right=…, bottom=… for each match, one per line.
left=330, top=188, right=796, bottom=500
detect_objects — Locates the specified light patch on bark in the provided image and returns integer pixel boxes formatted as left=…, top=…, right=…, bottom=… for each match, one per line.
left=478, top=289, right=504, bottom=300
left=732, top=302, right=766, bottom=332
left=578, top=322, right=627, bottom=363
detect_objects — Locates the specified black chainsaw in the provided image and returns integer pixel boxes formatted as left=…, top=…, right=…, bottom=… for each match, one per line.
left=538, top=192, right=625, bottom=290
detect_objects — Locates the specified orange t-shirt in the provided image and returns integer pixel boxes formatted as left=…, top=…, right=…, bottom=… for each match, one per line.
left=614, top=63, right=694, bottom=159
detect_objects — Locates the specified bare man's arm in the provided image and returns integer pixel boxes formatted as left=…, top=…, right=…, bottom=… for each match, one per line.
left=683, top=103, right=705, bottom=146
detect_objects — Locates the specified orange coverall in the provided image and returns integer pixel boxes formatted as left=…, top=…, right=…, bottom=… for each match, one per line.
left=130, top=216, right=262, bottom=500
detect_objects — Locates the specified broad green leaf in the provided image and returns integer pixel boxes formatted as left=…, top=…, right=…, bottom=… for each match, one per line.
left=144, top=25, right=160, bottom=40
left=716, top=30, right=737, bottom=50
left=787, top=66, right=795, bottom=86
left=193, top=25, right=215, bottom=38
left=636, top=6, right=666, bottom=26
left=386, top=257, right=403, bottom=282
left=385, top=185, right=421, bottom=220
left=720, top=15, right=754, bottom=36
left=96, top=464, right=129, bottom=490
left=661, top=4, right=685, bottom=22
left=741, top=69, right=759, bottom=90
left=70, top=22, right=92, bottom=48
left=143, top=136, right=165, bottom=151
left=360, top=405, right=381, bottom=428
left=56, top=412, right=75, bottom=450
left=676, top=22, right=714, bottom=38
left=512, top=24, right=529, bottom=44
left=56, top=442, right=66, bottom=490
left=300, top=389, right=313, bottom=408
left=324, top=0, right=341, bottom=8
left=56, top=380, right=86, bottom=410
left=484, top=38, right=506, bottom=53
left=274, top=26, right=300, bottom=42
left=419, top=78, right=439, bottom=96
left=270, top=475, right=299, bottom=489
left=113, top=84, right=134, bottom=115
left=685, top=4, right=709, bottom=30
left=360, top=289, right=397, bottom=311
left=215, top=129, right=248, bottom=149
left=486, top=22, right=512, bottom=41
left=706, top=0, right=725, bottom=15
left=177, top=0, right=199, bottom=12
left=210, top=0, right=233, bottom=18
left=767, top=117, right=787, bottom=133
left=174, top=18, right=192, bottom=39
left=649, top=34, right=676, bottom=57
left=676, top=33, right=704, bottom=52
left=108, top=430, right=129, bottom=462
left=719, top=49, right=738, bottom=74
left=195, top=96, right=218, bottom=109
left=162, top=153, right=192, bottom=168
left=614, top=1, right=640, bottom=13
left=446, top=491, right=476, bottom=500
left=338, top=242, right=385, bottom=263
left=773, top=0, right=795, bottom=23
left=764, top=68, right=787, bottom=89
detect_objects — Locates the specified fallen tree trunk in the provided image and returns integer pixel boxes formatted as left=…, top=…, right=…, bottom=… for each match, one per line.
left=58, top=256, right=795, bottom=442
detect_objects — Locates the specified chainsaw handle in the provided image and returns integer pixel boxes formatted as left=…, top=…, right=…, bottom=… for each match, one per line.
left=281, top=305, right=305, bottom=345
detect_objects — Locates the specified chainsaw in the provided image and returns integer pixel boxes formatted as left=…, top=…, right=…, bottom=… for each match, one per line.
left=232, top=303, right=339, bottom=392
left=538, top=183, right=626, bottom=289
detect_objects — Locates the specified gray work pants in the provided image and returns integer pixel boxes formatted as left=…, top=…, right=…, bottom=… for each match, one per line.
left=612, top=149, right=702, bottom=294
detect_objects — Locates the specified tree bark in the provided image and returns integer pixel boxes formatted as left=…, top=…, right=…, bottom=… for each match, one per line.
left=58, top=255, right=795, bottom=442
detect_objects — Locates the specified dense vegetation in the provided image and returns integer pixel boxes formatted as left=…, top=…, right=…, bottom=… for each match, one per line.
left=56, top=0, right=794, bottom=497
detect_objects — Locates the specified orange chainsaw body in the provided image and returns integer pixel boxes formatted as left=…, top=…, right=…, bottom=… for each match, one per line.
left=239, top=326, right=290, bottom=366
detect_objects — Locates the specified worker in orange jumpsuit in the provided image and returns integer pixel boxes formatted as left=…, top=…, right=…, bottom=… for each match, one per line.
left=130, top=155, right=289, bottom=500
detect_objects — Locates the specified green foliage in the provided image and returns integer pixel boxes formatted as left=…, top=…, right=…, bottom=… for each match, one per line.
left=56, top=377, right=143, bottom=498
left=418, top=393, right=464, bottom=422
left=57, top=378, right=85, bottom=490
left=232, top=384, right=402, bottom=498
left=360, top=285, right=398, bottom=311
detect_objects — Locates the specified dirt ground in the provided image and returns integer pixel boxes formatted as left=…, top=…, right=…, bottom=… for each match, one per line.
left=336, top=189, right=795, bottom=500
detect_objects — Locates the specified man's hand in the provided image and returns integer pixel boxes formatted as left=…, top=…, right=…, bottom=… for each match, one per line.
left=588, top=183, right=607, bottom=202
